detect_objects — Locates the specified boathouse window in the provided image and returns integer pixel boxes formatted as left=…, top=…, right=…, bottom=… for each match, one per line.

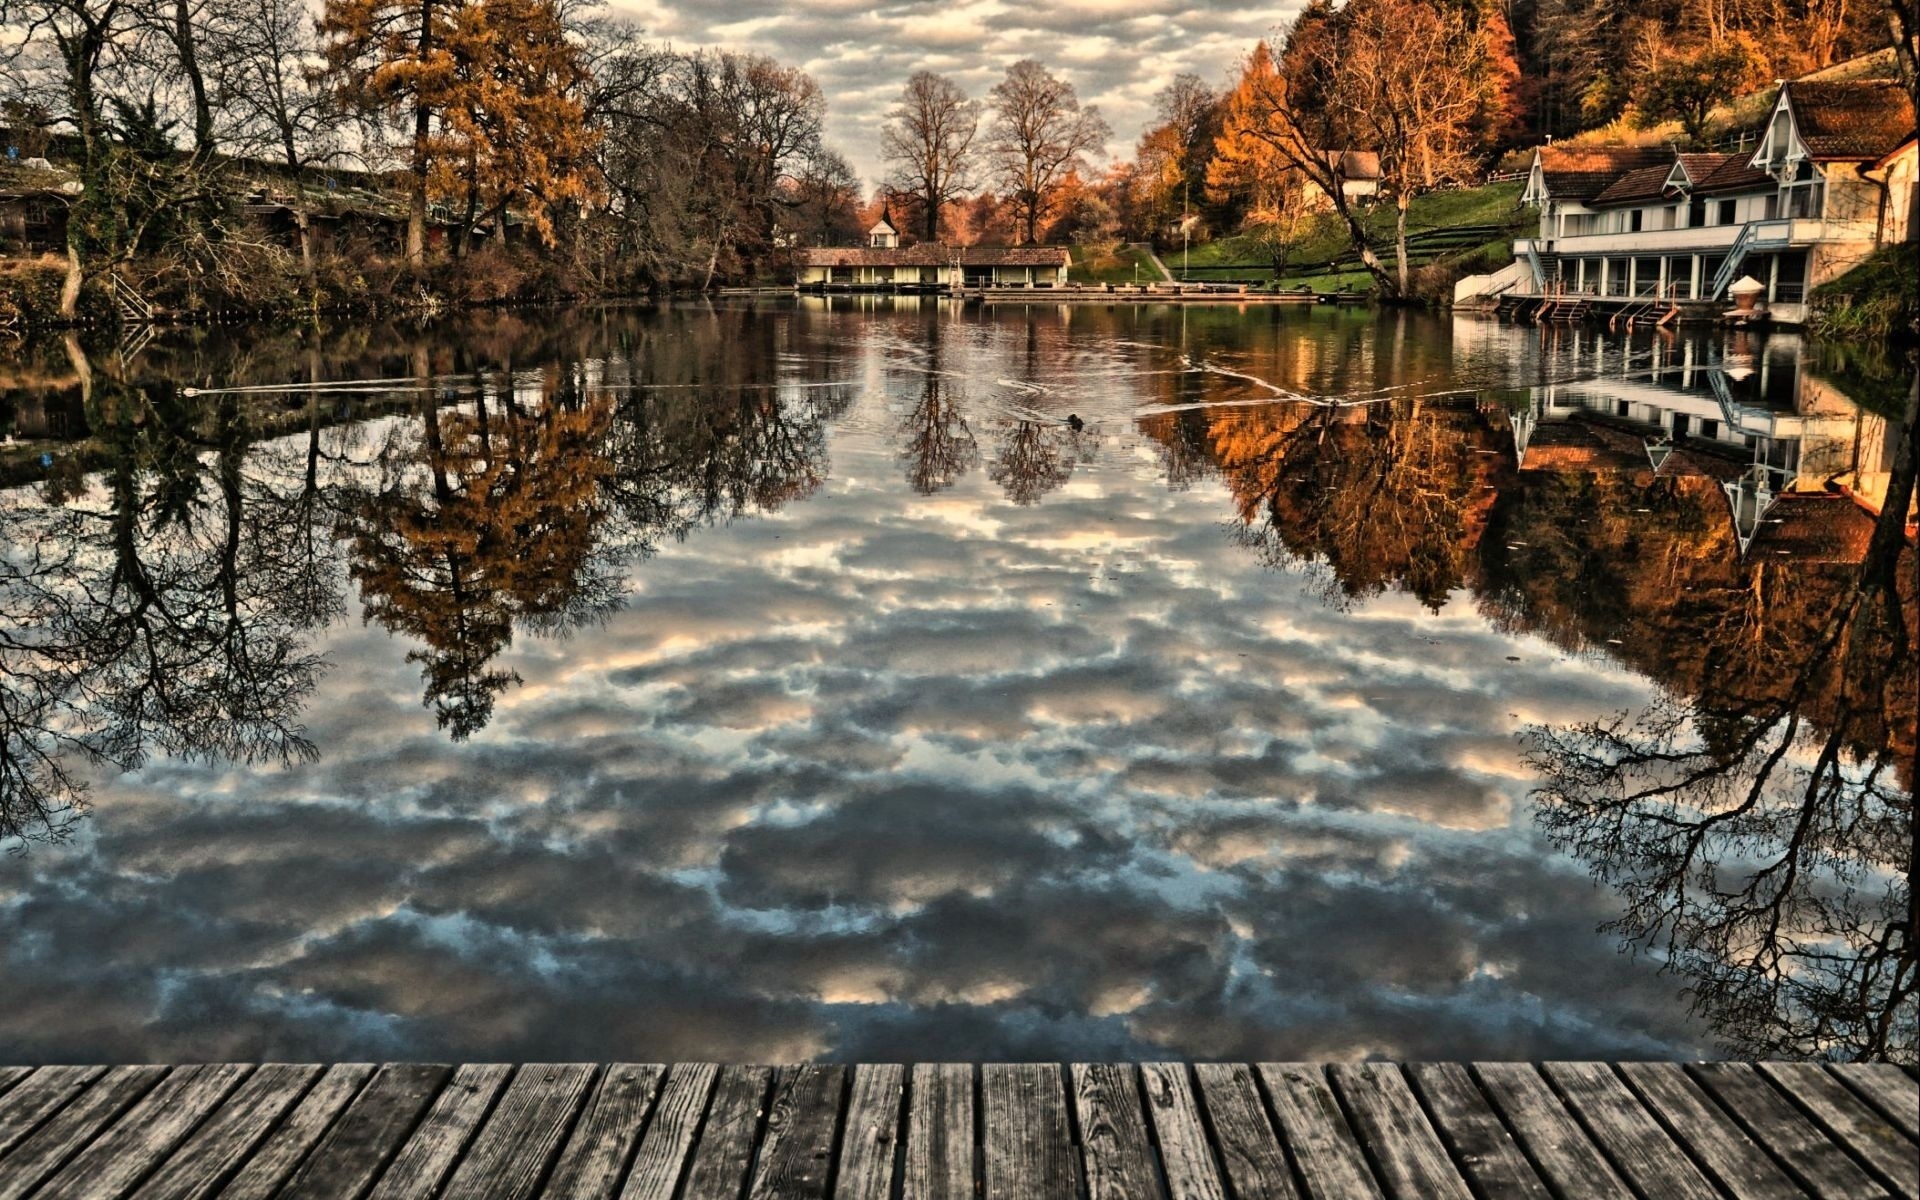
left=1717, top=200, right=1736, bottom=224
left=1688, top=197, right=1705, bottom=226
left=1629, top=209, right=1644, bottom=232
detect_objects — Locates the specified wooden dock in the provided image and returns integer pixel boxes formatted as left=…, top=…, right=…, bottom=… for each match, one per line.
left=0, top=1061, right=1912, bottom=1198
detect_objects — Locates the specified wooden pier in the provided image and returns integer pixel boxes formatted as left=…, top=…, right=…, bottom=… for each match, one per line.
left=0, top=1061, right=1912, bottom=1198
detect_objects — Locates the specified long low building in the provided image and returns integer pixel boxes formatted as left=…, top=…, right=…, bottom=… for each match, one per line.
left=796, top=239, right=1071, bottom=290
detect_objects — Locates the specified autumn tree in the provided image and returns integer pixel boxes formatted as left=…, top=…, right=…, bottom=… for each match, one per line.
left=439, top=0, right=599, bottom=252
left=1633, top=34, right=1769, bottom=145
left=1208, top=43, right=1321, bottom=274
left=1229, top=0, right=1503, bottom=297
left=318, top=0, right=458, bottom=267
left=881, top=71, right=979, bottom=243
left=779, top=146, right=862, bottom=247
left=986, top=60, right=1111, bottom=244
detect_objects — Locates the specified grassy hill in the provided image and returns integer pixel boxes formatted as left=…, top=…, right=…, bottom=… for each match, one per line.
left=1068, top=243, right=1164, bottom=284
left=1176, top=181, right=1528, bottom=291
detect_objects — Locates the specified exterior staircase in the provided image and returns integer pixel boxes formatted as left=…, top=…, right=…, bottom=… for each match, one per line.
left=111, top=274, right=154, bottom=326
left=1534, top=296, right=1589, bottom=322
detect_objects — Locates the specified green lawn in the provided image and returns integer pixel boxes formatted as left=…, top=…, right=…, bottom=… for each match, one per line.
left=1180, top=181, right=1527, bottom=274
left=1069, top=243, right=1161, bottom=284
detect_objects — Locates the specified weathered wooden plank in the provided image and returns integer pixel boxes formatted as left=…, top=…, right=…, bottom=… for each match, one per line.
left=1140, top=1063, right=1227, bottom=1200
left=905, top=1064, right=974, bottom=1200
left=214, top=1064, right=376, bottom=1200
left=1256, top=1063, right=1383, bottom=1200
left=275, top=1062, right=453, bottom=1200
left=1756, top=1063, right=1917, bottom=1200
left=616, top=1062, right=719, bottom=1200
left=983, top=1063, right=1076, bottom=1200
left=1327, top=1064, right=1471, bottom=1200
left=34, top=1063, right=251, bottom=1200
left=835, top=1064, right=903, bottom=1200
left=1689, top=1063, right=1887, bottom=1200
left=0, top=1067, right=108, bottom=1161
left=1404, top=1063, right=1550, bottom=1200
left=0, top=1071, right=28, bottom=1103
left=1540, top=1062, right=1720, bottom=1200
left=543, top=1064, right=666, bottom=1200
left=747, top=1064, right=846, bottom=1200
left=0, top=1065, right=168, bottom=1200
left=1830, top=1064, right=1920, bottom=1142
left=1472, top=1063, right=1632, bottom=1200
left=128, top=1064, right=326, bottom=1200
left=1072, top=1064, right=1162, bottom=1200
left=680, top=1066, right=772, bottom=1200
left=438, top=1063, right=597, bottom=1200
left=1613, top=1062, right=1802, bottom=1200
left=362, top=1063, right=511, bottom=1200
left=1191, top=1064, right=1297, bottom=1200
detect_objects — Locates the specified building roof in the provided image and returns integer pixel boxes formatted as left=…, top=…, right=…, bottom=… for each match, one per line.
left=798, top=244, right=1070, bottom=267
left=868, top=215, right=898, bottom=235
left=1783, top=80, right=1917, bottom=160
left=1694, top=154, right=1774, bottom=193
left=1752, top=493, right=1875, bottom=561
left=1590, top=163, right=1675, bottom=206
left=1533, top=146, right=1674, bottom=201
left=1323, top=149, right=1382, bottom=181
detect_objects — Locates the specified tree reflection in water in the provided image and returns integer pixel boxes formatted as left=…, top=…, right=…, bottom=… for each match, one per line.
left=1142, top=369, right=1915, bottom=1061
left=1520, top=391, right=1916, bottom=1062
left=2, top=312, right=852, bottom=835
left=1, top=372, right=331, bottom=841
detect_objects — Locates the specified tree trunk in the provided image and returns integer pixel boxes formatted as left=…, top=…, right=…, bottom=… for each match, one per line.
left=1395, top=193, right=1411, bottom=297
left=173, top=0, right=215, bottom=161
left=59, top=240, right=84, bottom=320
left=406, top=0, right=434, bottom=270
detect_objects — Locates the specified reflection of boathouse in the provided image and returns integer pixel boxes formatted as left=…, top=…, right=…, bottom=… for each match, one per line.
left=1506, top=328, right=1899, bottom=557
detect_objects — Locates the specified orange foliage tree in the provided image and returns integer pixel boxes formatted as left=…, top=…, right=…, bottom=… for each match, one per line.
left=319, top=0, right=598, bottom=266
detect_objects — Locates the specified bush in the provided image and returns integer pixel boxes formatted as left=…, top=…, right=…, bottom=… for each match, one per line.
left=1810, top=245, right=1919, bottom=342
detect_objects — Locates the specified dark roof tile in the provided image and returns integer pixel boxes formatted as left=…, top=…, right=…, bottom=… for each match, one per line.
left=1786, top=80, right=1916, bottom=160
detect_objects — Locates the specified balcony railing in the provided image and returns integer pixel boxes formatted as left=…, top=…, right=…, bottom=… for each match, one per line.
left=1518, top=217, right=1878, bottom=257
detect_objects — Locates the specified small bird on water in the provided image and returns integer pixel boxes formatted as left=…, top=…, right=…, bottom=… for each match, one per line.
left=1066, top=414, right=1085, bottom=431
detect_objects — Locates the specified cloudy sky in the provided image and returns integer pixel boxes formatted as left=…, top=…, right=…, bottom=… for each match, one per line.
left=605, top=0, right=1299, bottom=187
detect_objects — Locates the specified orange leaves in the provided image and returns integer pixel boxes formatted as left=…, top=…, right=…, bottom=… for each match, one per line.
left=319, top=0, right=598, bottom=249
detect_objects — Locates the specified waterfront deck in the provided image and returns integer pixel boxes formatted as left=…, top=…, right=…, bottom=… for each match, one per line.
left=0, top=1061, right=1912, bottom=1198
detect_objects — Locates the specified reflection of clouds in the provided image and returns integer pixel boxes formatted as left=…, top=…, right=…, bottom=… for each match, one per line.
left=0, top=309, right=1717, bottom=1064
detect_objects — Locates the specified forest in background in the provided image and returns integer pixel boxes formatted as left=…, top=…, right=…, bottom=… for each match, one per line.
left=0, top=0, right=1913, bottom=315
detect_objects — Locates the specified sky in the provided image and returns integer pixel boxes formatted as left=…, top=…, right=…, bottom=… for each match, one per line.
left=604, top=0, right=1302, bottom=188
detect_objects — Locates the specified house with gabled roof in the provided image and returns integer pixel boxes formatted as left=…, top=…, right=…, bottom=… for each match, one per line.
left=1493, top=65, right=1916, bottom=322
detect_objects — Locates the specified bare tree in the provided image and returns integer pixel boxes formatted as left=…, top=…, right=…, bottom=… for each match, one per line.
left=986, top=60, right=1110, bottom=244
left=881, top=71, right=978, bottom=243
left=214, top=0, right=342, bottom=270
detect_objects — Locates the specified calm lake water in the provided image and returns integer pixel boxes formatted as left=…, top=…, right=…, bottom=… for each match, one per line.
left=0, top=299, right=1912, bottom=1064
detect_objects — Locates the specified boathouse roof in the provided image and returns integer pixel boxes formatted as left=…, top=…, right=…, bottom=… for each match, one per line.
left=796, top=244, right=1071, bottom=267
